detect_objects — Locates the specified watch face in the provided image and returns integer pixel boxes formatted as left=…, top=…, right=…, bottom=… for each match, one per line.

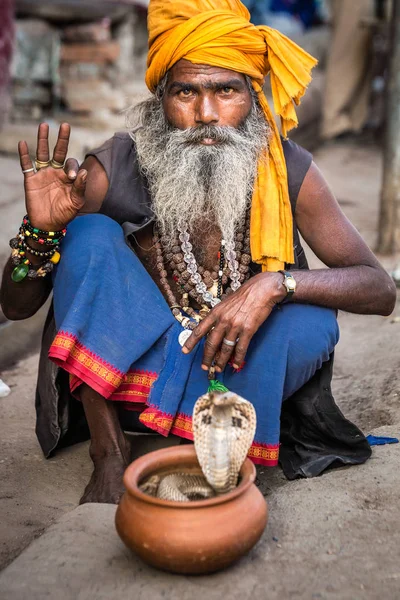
left=287, top=279, right=296, bottom=290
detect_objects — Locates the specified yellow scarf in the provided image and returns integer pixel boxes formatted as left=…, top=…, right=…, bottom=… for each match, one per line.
left=146, top=0, right=317, bottom=271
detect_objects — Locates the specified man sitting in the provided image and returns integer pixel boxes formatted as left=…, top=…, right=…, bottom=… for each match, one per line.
left=1, top=0, right=395, bottom=504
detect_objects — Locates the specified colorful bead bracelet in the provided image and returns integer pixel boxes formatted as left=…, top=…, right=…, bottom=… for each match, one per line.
left=21, top=215, right=67, bottom=246
left=18, top=238, right=59, bottom=259
left=9, top=216, right=66, bottom=283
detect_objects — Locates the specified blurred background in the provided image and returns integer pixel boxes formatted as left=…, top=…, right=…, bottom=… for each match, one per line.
left=1, top=0, right=400, bottom=575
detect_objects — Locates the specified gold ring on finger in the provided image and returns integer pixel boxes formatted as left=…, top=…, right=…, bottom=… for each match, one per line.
left=35, top=159, right=51, bottom=170
left=51, top=159, right=65, bottom=169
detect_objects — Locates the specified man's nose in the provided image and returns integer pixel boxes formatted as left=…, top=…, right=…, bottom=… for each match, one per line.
left=194, top=95, right=219, bottom=125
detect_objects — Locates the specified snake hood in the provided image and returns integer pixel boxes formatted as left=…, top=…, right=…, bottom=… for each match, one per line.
left=193, top=390, right=257, bottom=494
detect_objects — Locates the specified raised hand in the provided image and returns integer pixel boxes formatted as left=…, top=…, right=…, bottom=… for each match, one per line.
left=18, top=122, right=87, bottom=231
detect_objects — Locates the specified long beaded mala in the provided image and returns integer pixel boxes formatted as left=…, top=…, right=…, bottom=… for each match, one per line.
left=153, top=209, right=252, bottom=346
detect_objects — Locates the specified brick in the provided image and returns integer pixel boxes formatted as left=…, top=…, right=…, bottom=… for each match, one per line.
left=62, top=20, right=111, bottom=44
left=61, top=79, right=126, bottom=112
left=60, top=42, right=120, bottom=64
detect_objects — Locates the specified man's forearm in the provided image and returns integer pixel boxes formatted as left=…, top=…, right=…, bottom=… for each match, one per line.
left=0, top=258, right=52, bottom=320
left=282, top=265, right=396, bottom=316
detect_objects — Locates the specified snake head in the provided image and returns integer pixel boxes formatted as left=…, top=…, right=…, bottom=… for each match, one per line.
left=210, top=391, right=239, bottom=407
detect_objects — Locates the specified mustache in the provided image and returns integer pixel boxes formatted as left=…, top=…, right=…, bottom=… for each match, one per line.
left=167, top=125, right=248, bottom=145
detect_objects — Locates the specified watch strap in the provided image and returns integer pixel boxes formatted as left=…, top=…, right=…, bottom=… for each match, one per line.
left=278, top=270, right=296, bottom=302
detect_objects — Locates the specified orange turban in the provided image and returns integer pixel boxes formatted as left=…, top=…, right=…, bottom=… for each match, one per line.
left=146, top=0, right=317, bottom=271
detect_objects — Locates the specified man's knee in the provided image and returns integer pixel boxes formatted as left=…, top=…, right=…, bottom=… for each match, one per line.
left=286, top=304, right=338, bottom=358
left=57, top=215, right=128, bottom=271
left=53, top=215, right=130, bottom=286
left=65, top=214, right=124, bottom=250
left=278, top=304, right=339, bottom=399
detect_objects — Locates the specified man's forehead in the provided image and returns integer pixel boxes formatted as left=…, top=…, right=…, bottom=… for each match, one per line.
left=167, top=60, right=246, bottom=84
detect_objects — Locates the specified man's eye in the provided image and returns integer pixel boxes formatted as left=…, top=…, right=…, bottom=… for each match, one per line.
left=221, top=87, right=233, bottom=94
left=179, top=88, right=193, bottom=97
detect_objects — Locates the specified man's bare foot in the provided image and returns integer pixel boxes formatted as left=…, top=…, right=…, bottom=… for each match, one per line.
left=79, top=452, right=130, bottom=505
left=78, top=384, right=133, bottom=504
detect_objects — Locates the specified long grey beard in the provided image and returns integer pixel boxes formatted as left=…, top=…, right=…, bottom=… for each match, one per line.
left=127, top=93, right=269, bottom=249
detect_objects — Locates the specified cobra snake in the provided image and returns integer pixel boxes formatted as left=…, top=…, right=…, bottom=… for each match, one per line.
left=140, top=391, right=256, bottom=501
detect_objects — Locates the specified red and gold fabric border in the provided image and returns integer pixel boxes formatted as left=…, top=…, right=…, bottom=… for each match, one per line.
left=109, top=370, right=158, bottom=403
left=139, top=405, right=176, bottom=436
left=139, top=407, right=279, bottom=467
left=49, top=331, right=279, bottom=467
left=139, top=407, right=194, bottom=440
left=50, top=332, right=160, bottom=403
left=248, top=442, right=280, bottom=466
left=170, top=413, right=194, bottom=441
left=49, top=331, right=126, bottom=398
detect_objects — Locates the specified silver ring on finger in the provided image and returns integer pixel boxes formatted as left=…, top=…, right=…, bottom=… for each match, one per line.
left=222, top=337, right=238, bottom=347
left=22, top=162, right=37, bottom=174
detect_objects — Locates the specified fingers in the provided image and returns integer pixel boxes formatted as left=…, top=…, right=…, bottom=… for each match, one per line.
left=182, top=308, right=252, bottom=372
left=182, top=313, right=216, bottom=354
left=200, top=325, right=226, bottom=371
left=231, top=331, right=252, bottom=370
left=52, top=123, right=71, bottom=165
left=36, top=123, right=50, bottom=163
left=37, top=122, right=78, bottom=178
left=18, top=141, right=36, bottom=179
left=214, top=329, right=240, bottom=373
left=70, top=169, right=87, bottom=210
left=64, top=158, right=80, bottom=180
left=202, top=326, right=252, bottom=372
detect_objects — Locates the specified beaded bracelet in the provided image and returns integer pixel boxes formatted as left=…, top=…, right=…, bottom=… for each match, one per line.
left=19, top=239, right=59, bottom=259
left=22, top=215, right=66, bottom=237
left=21, top=215, right=67, bottom=246
left=9, top=215, right=65, bottom=282
left=9, top=248, right=56, bottom=282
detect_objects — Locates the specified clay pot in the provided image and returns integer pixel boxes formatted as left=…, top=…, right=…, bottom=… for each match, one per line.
left=115, top=445, right=268, bottom=574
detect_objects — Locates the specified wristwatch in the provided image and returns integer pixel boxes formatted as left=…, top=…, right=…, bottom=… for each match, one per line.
left=278, top=270, right=296, bottom=302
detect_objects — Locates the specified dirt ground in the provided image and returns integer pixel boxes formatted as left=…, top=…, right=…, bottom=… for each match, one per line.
left=0, top=138, right=399, bottom=596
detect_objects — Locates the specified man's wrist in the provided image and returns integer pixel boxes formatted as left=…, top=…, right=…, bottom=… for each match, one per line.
left=277, top=270, right=297, bottom=304
left=265, top=272, right=287, bottom=304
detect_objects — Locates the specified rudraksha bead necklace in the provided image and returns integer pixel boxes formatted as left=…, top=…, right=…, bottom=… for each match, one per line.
left=153, top=208, right=252, bottom=332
